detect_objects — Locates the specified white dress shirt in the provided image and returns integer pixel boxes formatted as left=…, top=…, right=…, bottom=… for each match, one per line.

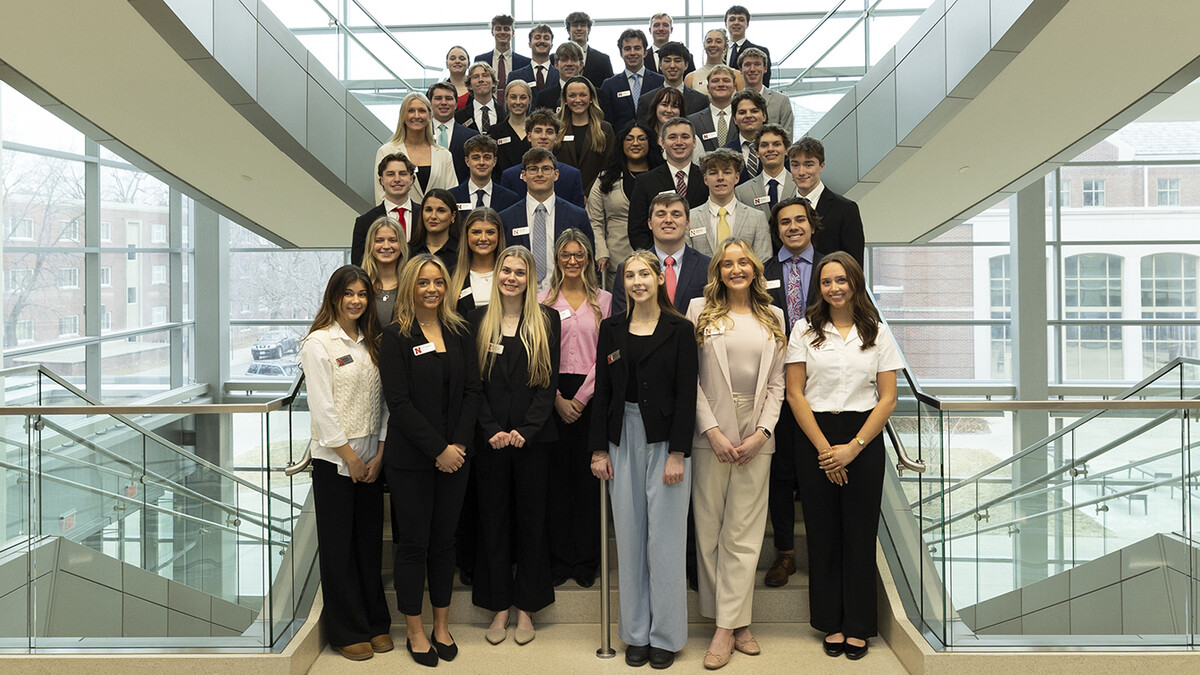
left=467, top=180, right=494, bottom=208
left=785, top=320, right=903, bottom=413
left=383, top=197, right=414, bottom=242
left=666, top=159, right=692, bottom=192
left=707, top=198, right=738, bottom=231
left=709, top=104, right=732, bottom=135
left=802, top=180, right=825, bottom=208
left=654, top=242, right=687, bottom=281
left=474, top=99, right=499, bottom=130
left=493, top=50, right=513, bottom=77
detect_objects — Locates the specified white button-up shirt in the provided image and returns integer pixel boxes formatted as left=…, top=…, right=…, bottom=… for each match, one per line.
left=785, top=320, right=903, bottom=413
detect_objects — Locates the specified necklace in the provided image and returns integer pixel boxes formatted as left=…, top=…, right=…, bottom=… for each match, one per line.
left=419, top=319, right=436, bottom=327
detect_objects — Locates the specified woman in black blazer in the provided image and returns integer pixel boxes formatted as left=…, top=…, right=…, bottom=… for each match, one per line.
left=590, top=250, right=698, bottom=669
left=411, top=189, right=461, bottom=275
left=468, top=246, right=561, bottom=646
left=380, top=253, right=481, bottom=668
left=555, top=75, right=615, bottom=196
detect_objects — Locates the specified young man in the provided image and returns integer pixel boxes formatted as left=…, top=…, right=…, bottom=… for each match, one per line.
left=789, top=136, right=865, bottom=264
left=685, top=148, right=772, bottom=261
left=611, top=192, right=711, bottom=316
left=738, top=47, right=793, bottom=134
left=645, top=14, right=696, bottom=76
left=351, top=153, right=416, bottom=266
left=448, top=134, right=520, bottom=216
left=428, top=81, right=479, bottom=184
left=735, top=124, right=798, bottom=216
left=725, top=5, right=771, bottom=87
left=498, top=109, right=586, bottom=208
left=498, top=147, right=593, bottom=287
left=509, top=24, right=557, bottom=97
left=627, top=117, right=709, bottom=251
left=636, top=41, right=709, bottom=119
left=535, top=42, right=583, bottom=110
left=474, top=14, right=531, bottom=91
left=725, top=89, right=768, bottom=184
left=455, top=62, right=507, bottom=133
left=565, top=11, right=614, bottom=88
left=687, top=65, right=737, bottom=153
left=600, top=29, right=665, bottom=133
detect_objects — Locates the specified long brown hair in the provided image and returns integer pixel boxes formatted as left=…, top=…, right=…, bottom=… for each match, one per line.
left=306, top=265, right=381, bottom=365
left=619, top=250, right=683, bottom=319
left=804, top=251, right=880, bottom=350
left=694, top=238, right=786, bottom=347
left=449, top=207, right=506, bottom=303
left=557, top=76, right=608, bottom=154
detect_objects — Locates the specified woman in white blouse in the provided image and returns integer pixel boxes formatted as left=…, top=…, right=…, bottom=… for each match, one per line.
left=687, top=238, right=787, bottom=670
left=300, top=265, right=391, bottom=661
left=375, top=92, right=457, bottom=205
left=784, top=251, right=902, bottom=661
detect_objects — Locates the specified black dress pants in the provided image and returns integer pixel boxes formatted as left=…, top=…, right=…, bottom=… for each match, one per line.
left=547, top=374, right=601, bottom=579
left=387, top=462, right=471, bottom=616
left=768, top=401, right=800, bottom=552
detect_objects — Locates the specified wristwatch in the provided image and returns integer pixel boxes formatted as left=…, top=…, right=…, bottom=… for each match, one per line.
left=757, top=426, right=772, bottom=439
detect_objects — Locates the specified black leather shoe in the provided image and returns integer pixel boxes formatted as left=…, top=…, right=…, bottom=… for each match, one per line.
left=406, top=639, right=438, bottom=667
left=686, top=568, right=699, bottom=592
left=553, top=572, right=571, bottom=587
left=844, top=640, right=868, bottom=660
left=625, top=644, right=650, bottom=667
left=431, top=631, right=457, bottom=661
left=459, top=568, right=473, bottom=586
left=823, top=634, right=845, bottom=657
left=649, top=647, right=675, bottom=669
left=574, top=570, right=597, bottom=588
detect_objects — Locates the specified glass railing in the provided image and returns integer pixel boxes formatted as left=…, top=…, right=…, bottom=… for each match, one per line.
left=0, top=365, right=317, bottom=652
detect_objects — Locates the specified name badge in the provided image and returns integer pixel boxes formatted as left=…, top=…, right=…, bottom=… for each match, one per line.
left=616, top=90, right=631, bottom=98
left=512, top=226, right=531, bottom=236
left=607, top=350, right=620, bottom=364
left=496, top=136, right=512, bottom=145
left=336, top=354, right=354, bottom=366
left=413, top=342, right=437, bottom=356
left=702, top=131, right=718, bottom=140
left=563, top=135, right=575, bottom=142
left=487, top=342, right=505, bottom=354
left=458, top=203, right=473, bottom=211
left=459, top=287, right=473, bottom=299
left=765, top=279, right=781, bottom=290
left=656, top=189, right=679, bottom=197
left=704, top=326, right=724, bottom=337
left=753, top=195, right=771, bottom=206
left=559, top=308, right=572, bottom=320
left=688, top=227, right=706, bottom=237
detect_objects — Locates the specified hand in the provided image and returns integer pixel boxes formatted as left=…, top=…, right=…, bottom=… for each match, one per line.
left=662, top=452, right=685, bottom=485
left=436, top=444, right=466, bottom=473
left=555, top=395, right=582, bottom=424
left=590, top=452, right=613, bottom=480
left=826, top=466, right=849, bottom=486
left=706, top=427, right=740, bottom=463
left=733, top=429, right=769, bottom=467
left=364, top=452, right=383, bottom=483
left=819, top=443, right=859, bottom=472
left=597, top=257, right=610, bottom=272
left=346, top=456, right=368, bottom=483
left=488, top=431, right=511, bottom=449
left=508, top=430, right=526, bottom=448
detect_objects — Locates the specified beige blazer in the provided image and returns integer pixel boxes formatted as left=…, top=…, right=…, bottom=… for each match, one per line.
left=686, top=298, right=787, bottom=454
left=686, top=200, right=773, bottom=262
left=587, top=177, right=632, bottom=264
left=373, top=141, right=457, bottom=205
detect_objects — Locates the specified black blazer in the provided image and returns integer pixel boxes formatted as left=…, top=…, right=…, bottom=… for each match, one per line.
left=610, top=245, right=711, bottom=317
left=627, top=163, right=709, bottom=251
left=763, top=248, right=824, bottom=334
left=351, top=202, right=386, bottom=267
left=554, top=121, right=615, bottom=196
left=449, top=179, right=521, bottom=216
left=534, top=80, right=563, bottom=111
left=469, top=305, right=561, bottom=444
left=509, top=62, right=557, bottom=98
left=473, top=50, right=532, bottom=72
left=455, top=98, right=508, bottom=132
left=380, top=322, right=481, bottom=470
left=447, top=122, right=480, bottom=184
left=645, top=46, right=696, bottom=77
left=580, top=47, right=615, bottom=88
left=728, top=40, right=771, bottom=87
left=485, top=119, right=531, bottom=178
left=637, top=85, right=709, bottom=121
left=590, top=312, right=697, bottom=456
left=813, top=189, right=865, bottom=267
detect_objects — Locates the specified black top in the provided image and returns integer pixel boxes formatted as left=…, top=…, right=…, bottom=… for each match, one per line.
left=415, top=165, right=430, bottom=191
left=469, top=305, right=562, bottom=445
left=625, top=334, right=650, bottom=402
left=412, top=236, right=459, bottom=276
left=487, top=120, right=531, bottom=180
left=572, top=124, right=588, bottom=158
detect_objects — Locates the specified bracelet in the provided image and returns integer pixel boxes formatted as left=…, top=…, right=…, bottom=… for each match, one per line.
left=591, top=453, right=608, bottom=463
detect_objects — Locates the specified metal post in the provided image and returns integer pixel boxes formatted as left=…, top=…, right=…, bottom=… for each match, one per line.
left=596, top=478, right=615, bottom=658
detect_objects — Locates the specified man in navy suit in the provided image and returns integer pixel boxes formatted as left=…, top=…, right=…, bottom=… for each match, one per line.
left=428, top=81, right=478, bottom=183
left=474, top=14, right=531, bottom=91
left=499, top=148, right=594, bottom=288
left=449, top=135, right=521, bottom=217
left=600, top=29, right=664, bottom=133
left=645, top=14, right=696, bottom=76
left=612, top=192, right=710, bottom=316
left=535, top=42, right=583, bottom=111
left=788, top=136, right=865, bottom=265
left=499, top=108, right=586, bottom=208
left=637, top=42, right=709, bottom=121
left=725, top=5, right=772, bottom=88
left=688, top=65, right=737, bottom=154
left=508, top=24, right=557, bottom=98
left=456, top=62, right=507, bottom=133
left=723, top=89, right=768, bottom=185
left=627, top=117, right=709, bottom=251
left=565, top=11, right=614, bottom=88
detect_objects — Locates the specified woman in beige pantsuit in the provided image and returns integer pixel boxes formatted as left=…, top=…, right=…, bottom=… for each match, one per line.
left=686, top=237, right=787, bottom=670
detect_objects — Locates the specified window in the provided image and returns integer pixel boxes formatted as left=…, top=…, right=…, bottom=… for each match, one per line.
left=1157, top=178, right=1181, bottom=206
left=59, top=220, right=80, bottom=241
left=1082, top=179, right=1105, bottom=206
left=152, top=265, right=167, bottom=284
left=151, top=223, right=168, bottom=244
left=127, top=287, right=137, bottom=304
left=58, top=267, right=79, bottom=288
left=15, top=320, right=34, bottom=342
left=7, top=216, right=33, bottom=239
left=100, top=266, right=112, bottom=287
left=1141, top=253, right=1199, bottom=374
left=100, top=221, right=112, bottom=242
left=58, top=315, right=80, bottom=337
left=1047, top=178, right=1070, bottom=207
left=7, top=269, right=33, bottom=293
left=989, top=255, right=1012, bottom=379
left=1063, top=253, right=1123, bottom=380
left=101, top=305, right=112, bottom=331
left=152, top=306, right=167, bottom=324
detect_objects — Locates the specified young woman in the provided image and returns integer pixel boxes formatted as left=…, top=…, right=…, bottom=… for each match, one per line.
left=588, top=121, right=662, bottom=289
left=469, top=246, right=561, bottom=646
left=785, top=251, right=902, bottom=661
left=539, top=230, right=612, bottom=588
left=411, top=189, right=461, bottom=275
left=375, top=93, right=457, bottom=204
left=361, top=216, right=409, bottom=326
left=685, top=29, right=746, bottom=92
left=590, top=251, right=697, bottom=670
left=642, top=86, right=687, bottom=140
left=446, top=46, right=472, bottom=109
left=380, top=254, right=481, bottom=667
left=490, top=80, right=534, bottom=178
left=300, top=265, right=390, bottom=661
left=449, top=207, right=506, bottom=315
left=555, top=75, right=615, bottom=195
left=686, top=239, right=787, bottom=669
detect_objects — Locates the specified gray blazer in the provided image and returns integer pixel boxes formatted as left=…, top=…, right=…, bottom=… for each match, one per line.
left=758, top=87, right=794, bottom=136
left=687, top=108, right=727, bottom=153
left=734, top=173, right=799, bottom=218
left=686, top=200, right=773, bottom=261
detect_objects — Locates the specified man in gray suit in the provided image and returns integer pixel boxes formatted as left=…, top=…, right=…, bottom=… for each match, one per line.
left=686, top=148, right=772, bottom=261
left=735, top=124, right=797, bottom=217
left=738, top=48, right=793, bottom=136
left=687, top=65, right=738, bottom=154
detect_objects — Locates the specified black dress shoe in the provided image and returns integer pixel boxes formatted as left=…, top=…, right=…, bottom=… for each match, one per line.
left=574, top=570, right=597, bottom=588
left=431, top=631, right=458, bottom=661
left=823, top=634, right=845, bottom=657
left=649, top=646, right=675, bottom=669
left=406, top=639, right=438, bottom=667
left=459, top=568, right=474, bottom=586
left=844, top=639, right=868, bottom=660
left=686, top=569, right=698, bottom=592
left=625, top=644, right=650, bottom=667
left=553, top=572, right=571, bottom=587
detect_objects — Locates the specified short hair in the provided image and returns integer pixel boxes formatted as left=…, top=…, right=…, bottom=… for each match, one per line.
left=707, top=64, right=738, bottom=84
left=468, top=61, right=497, bottom=84
left=526, top=108, right=563, bottom=134
left=738, top=47, right=768, bottom=68
left=789, top=136, right=826, bottom=164
left=529, top=23, right=554, bottom=40
left=658, top=41, right=691, bottom=62
left=732, top=89, right=768, bottom=121
left=378, top=152, right=415, bottom=177
left=565, top=12, right=593, bottom=28
left=618, top=29, right=648, bottom=50
left=725, top=5, right=751, bottom=22
left=649, top=191, right=689, bottom=215
left=491, top=14, right=514, bottom=29
left=427, top=81, right=457, bottom=100
left=555, top=41, right=584, bottom=62
left=463, top=134, right=497, bottom=156
left=650, top=13, right=673, bottom=25
left=755, top=123, right=791, bottom=149
left=522, top=147, right=558, bottom=168
left=660, top=115, right=695, bottom=137
left=769, top=196, right=823, bottom=252
left=699, top=148, right=745, bottom=174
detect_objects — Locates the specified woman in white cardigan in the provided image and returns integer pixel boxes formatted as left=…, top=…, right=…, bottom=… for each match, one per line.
left=375, top=92, right=456, bottom=205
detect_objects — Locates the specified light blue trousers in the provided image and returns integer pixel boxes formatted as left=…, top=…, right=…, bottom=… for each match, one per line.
left=609, top=402, right=692, bottom=651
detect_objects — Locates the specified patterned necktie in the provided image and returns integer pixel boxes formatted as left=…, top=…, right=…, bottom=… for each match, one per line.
left=745, top=140, right=759, bottom=175
left=717, top=206, right=730, bottom=242
left=532, top=204, right=548, bottom=281
left=675, top=170, right=687, bottom=199
left=392, top=206, right=406, bottom=234
left=664, top=256, right=677, bottom=303
left=717, top=110, right=728, bottom=146
left=476, top=189, right=486, bottom=208
left=438, top=123, right=448, bottom=148
left=498, top=56, right=507, bottom=91
left=785, top=256, right=806, bottom=327
left=630, top=73, right=642, bottom=102
left=481, top=105, right=491, bottom=133
left=768, top=179, right=779, bottom=209
left=536, top=65, right=545, bottom=89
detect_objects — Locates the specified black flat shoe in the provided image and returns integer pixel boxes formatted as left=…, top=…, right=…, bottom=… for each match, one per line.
left=575, top=571, right=597, bottom=588
left=431, top=632, right=458, bottom=661
left=553, top=572, right=571, bottom=587
left=406, top=638, right=438, bottom=667
left=844, top=639, right=868, bottom=660
left=823, top=634, right=845, bottom=657
left=649, top=646, right=675, bottom=669
left=459, top=568, right=474, bottom=586
left=625, top=644, right=650, bottom=667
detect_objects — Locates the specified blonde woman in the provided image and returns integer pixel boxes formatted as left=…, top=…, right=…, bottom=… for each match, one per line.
left=555, top=76, right=615, bottom=195
left=449, top=208, right=506, bottom=315
left=686, top=238, right=787, bottom=669
left=491, top=80, right=535, bottom=176
left=469, top=246, right=561, bottom=645
left=685, top=29, right=746, bottom=92
left=375, top=92, right=457, bottom=204
left=361, top=216, right=409, bottom=327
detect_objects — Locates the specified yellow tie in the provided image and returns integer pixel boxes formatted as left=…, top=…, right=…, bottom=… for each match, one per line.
left=717, top=206, right=730, bottom=243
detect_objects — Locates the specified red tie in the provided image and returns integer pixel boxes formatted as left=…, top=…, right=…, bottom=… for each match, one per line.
left=498, top=56, right=507, bottom=91
left=392, top=206, right=407, bottom=234
left=536, top=64, right=546, bottom=89
left=664, top=256, right=677, bottom=303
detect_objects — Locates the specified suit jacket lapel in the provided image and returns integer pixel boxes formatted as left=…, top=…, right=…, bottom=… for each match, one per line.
left=712, top=323, right=732, bottom=392
left=641, top=313, right=674, bottom=360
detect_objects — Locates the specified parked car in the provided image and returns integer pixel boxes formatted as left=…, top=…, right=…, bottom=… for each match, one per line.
left=252, top=330, right=300, bottom=360
left=245, top=360, right=300, bottom=379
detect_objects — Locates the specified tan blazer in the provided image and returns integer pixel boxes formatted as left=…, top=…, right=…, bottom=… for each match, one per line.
left=686, top=200, right=773, bottom=262
left=587, top=177, right=632, bottom=265
left=373, top=141, right=457, bottom=205
left=686, top=298, right=787, bottom=453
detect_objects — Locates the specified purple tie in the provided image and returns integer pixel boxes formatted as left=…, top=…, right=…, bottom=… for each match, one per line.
left=786, top=256, right=806, bottom=327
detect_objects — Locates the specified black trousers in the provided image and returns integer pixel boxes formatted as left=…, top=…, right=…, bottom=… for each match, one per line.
left=387, top=462, right=471, bottom=616
left=311, top=459, right=391, bottom=647
left=455, top=460, right=479, bottom=575
left=768, top=401, right=800, bottom=552
left=473, top=442, right=555, bottom=612
left=547, top=374, right=601, bottom=578
left=796, top=410, right=884, bottom=639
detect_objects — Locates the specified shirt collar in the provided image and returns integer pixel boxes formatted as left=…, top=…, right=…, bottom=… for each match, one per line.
left=383, top=197, right=411, bottom=212
left=805, top=181, right=826, bottom=206
left=325, top=322, right=363, bottom=344
left=710, top=103, right=731, bottom=116
left=778, top=244, right=814, bottom=265
left=625, top=66, right=647, bottom=78
left=707, top=199, right=734, bottom=216
left=655, top=243, right=685, bottom=262
left=470, top=179, right=493, bottom=193
left=763, top=167, right=787, bottom=184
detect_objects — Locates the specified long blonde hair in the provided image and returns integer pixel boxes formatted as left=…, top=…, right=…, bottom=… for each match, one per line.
left=695, top=238, right=786, bottom=347
left=393, top=254, right=467, bottom=335
left=620, top=250, right=683, bottom=318
left=543, top=229, right=604, bottom=327
left=476, top=247, right=554, bottom=388
left=361, top=217, right=408, bottom=292
left=557, top=76, right=608, bottom=154
left=449, top=208, right=506, bottom=303
left=388, top=93, right=436, bottom=146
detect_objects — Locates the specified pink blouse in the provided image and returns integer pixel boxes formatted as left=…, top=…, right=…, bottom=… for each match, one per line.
left=540, top=288, right=612, bottom=405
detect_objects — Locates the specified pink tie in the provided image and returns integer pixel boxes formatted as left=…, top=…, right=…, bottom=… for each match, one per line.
left=392, top=206, right=406, bottom=234
left=675, top=170, right=687, bottom=199
left=664, top=256, right=677, bottom=303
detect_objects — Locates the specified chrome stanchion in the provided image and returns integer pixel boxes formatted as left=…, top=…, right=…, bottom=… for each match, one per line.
left=597, top=477, right=616, bottom=658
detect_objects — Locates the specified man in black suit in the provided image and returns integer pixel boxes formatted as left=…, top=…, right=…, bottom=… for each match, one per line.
left=456, top=62, right=506, bottom=134
left=508, top=24, right=557, bottom=98
left=645, top=14, right=696, bottom=76
left=535, top=42, right=584, bottom=111
left=687, top=65, right=737, bottom=154
left=449, top=135, right=521, bottom=216
left=474, top=14, right=531, bottom=91
left=788, top=136, right=865, bottom=265
left=565, top=11, right=614, bottom=88
left=725, top=5, right=772, bottom=88
left=612, top=192, right=711, bottom=316
left=637, top=42, right=708, bottom=121
left=351, top=153, right=416, bottom=266
left=723, top=89, right=768, bottom=185
left=498, top=109, right=587, bottom=208
left=600, top=29, right=665, bottom=134
left=428, top=81, right=479, bottom=184
left=627, top=116, right=709, bottom=251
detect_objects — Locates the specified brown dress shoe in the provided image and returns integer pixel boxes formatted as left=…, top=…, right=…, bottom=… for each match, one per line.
left=370, top=634, right=394, bottom=653
left=337, top=642, right=374, bottom=661
left=764, top=552, right=796, bottom=587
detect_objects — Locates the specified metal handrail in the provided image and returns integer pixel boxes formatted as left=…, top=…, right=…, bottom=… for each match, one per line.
left=298, top=0, right=420, bottom=91
left=885, top=420, right=926, bottom=473
left=782, top=0, right=885, bottom=91
left=775, top=0, right=852, bottom=70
